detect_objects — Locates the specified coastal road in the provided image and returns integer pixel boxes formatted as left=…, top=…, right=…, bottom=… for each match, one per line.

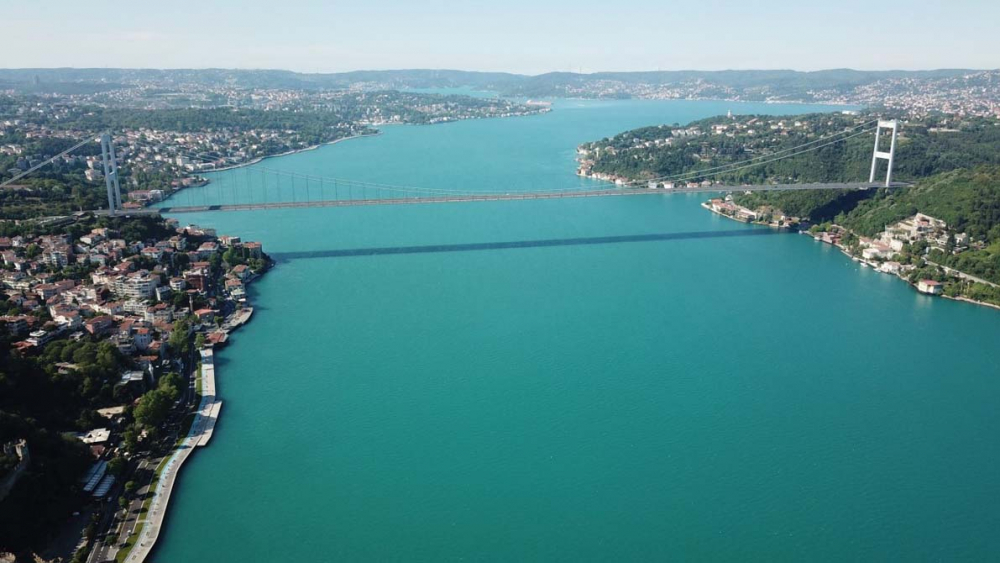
left=88, top=361, right=199, bottom=563
left=88, top=457, right=159, bottom=563
left=926, top=259, right=999, bottom=288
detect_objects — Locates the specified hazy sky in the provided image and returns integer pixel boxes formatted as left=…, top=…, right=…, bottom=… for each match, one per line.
left=3, top=0, right=998, bottom=73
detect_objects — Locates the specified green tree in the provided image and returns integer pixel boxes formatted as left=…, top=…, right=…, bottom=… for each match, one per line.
left=168, top=319, right=192, bottom=357
left=107, top=456, right=127, bottom=477
left=123, top=427, right=140, bottom=453
left=157, top=372, right=183, bottom=402
left=172, top=291, right=189, bottom=310
left=173, top=252, right=190, bottom=272
left=134, top=390, right=171, bottom=429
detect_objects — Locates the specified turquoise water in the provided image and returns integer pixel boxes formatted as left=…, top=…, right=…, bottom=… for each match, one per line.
left=154, top=100, right=1000, bottom=561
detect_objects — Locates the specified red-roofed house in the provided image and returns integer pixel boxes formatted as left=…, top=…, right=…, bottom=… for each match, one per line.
left=194, top=308, right=218, bottom=323
left=85, top=316, right=115, bottom=336
left=244, top=242, right=263, bottom=259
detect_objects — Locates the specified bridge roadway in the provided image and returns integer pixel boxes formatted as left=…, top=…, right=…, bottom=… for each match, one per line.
left=103, top=182, right=907, bottom=215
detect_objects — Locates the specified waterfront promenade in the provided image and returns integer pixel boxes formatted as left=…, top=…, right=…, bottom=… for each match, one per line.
left=122, top=349, right=221, bottom=563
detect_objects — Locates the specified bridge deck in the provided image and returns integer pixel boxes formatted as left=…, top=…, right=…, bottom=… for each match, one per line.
left=111, top=182, right=905, bottom=215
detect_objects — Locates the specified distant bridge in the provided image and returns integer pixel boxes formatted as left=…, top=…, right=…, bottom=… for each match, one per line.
left=145, top=119, right=903, bottom=215
left=144, top=181, right=907, bottom=215
left=5, top=120, right=905, bottom=217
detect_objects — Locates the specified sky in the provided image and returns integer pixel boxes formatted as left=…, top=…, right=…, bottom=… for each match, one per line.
left=2, top=0, right=998, bottom=74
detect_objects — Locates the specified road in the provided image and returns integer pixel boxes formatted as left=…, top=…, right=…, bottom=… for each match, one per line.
left=87, top=355, right=198, bottom=563
left=88, top=456, right=161, bottom=563
left=926, top=259, right=999, bottom=288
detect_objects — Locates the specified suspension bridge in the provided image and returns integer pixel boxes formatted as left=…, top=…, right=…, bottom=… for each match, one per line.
left=148, top=181, right=906, bottom=215
left=3, top=119, right=905, bottom=216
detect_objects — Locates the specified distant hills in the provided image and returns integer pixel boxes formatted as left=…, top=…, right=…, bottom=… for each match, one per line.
left=0, top=67, right=990, bottom=100
left=0, top=68, right=523, bottom=94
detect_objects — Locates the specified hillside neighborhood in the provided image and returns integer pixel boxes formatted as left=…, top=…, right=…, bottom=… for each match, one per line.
left=1, top=218, right=263, bottom=357
left=0, top=213, right=268, bottom=561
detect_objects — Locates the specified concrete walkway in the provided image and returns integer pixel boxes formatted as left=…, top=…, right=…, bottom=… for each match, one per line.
left=123, top=349, right=220, bottom=563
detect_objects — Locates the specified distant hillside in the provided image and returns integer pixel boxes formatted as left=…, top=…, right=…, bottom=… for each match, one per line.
left=507, top=68, right=976, bottom=98
left=0, top=67, right=987, bottom=101
left=581, top=113, right=1000, bottom=187
left=0, top=68, right=525, bottom=93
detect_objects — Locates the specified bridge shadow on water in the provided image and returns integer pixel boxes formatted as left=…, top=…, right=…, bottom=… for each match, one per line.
left=270, top=228, right=784, bottom=262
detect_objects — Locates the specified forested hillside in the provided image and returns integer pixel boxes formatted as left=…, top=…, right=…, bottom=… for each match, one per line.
left=582, top=113, right=1000, bottom=186
left=840, top=167, right=1000, bottom=286
left=837, top=167, right=1000, bottom=239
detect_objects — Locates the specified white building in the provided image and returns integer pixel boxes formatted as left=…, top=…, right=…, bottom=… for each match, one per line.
left=113, top=272, right=159, bottom=300
left=917, top=280, right=944, bottom=295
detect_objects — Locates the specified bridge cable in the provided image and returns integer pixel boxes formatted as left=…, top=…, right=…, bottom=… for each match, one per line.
left=658, top=128, right=875, bottom=186
left=626, top=119, right=879, bottom=186
left=1, top=133, right=105, bottom=189
left=164, top=118, right=881, bottom=207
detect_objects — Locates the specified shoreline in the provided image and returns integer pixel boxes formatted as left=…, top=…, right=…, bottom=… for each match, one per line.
left=817, top=236, right=1000, bottom=311
left=210, top=131, right=380, bottom=173
left=942, top=294, right=1000, bottom=311
left=699, top=201, right=788, bottom=230
left=172, top=104, right=552, bottom=181
left=515, top=93, right=859, bottom=108
left=177, top=95, right=850, bottom=203
left=123, top=350, right=218, bottom=563
left=170, top=96, right=845, bottom=205
left=156, top=107, right=550, bottom=207
left=113, top=265, right=268, bottom=563
left=154, top=132, right=381, bottom=208
left=701, top=201, right=1000, bottom=312
left=192, top=131, right=380, bottom=175
left=155, top=107, right=535, bottom=208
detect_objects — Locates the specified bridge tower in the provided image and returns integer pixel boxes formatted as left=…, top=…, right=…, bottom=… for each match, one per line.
left=100, top=133, right=123, bottom=216
left=869, top=120, right=898, bottom=187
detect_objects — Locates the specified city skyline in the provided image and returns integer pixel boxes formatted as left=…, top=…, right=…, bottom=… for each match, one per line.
left=4, top=0, right=999, bottom=74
